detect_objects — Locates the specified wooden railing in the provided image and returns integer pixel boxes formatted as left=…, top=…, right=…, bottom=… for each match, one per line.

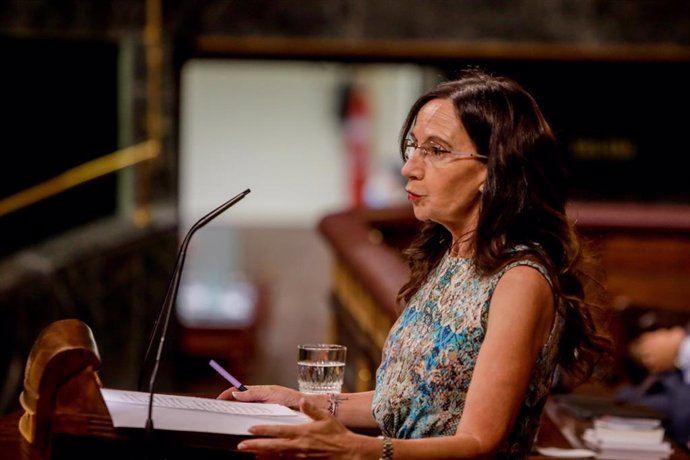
left=318, top=202, right=690, bottom=390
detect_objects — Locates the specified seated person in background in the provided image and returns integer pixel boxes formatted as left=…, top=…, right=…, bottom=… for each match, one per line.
left=621, top=324, right=690, bottom=447
left=219, top=68, right=611, bottom=459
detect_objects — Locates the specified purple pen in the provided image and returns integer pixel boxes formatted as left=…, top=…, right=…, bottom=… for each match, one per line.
left=209, top=359, right=248, bottom=391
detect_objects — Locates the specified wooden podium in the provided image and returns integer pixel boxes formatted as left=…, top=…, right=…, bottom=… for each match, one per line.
left=16, top=319, right=252, bottom=459
left=18, top=319, right=113, bottom=458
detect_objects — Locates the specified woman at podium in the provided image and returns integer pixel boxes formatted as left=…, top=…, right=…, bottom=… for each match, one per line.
left=219, top=68, right=611, bottom=459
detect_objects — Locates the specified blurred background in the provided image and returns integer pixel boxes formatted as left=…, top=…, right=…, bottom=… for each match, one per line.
left=2, top=0, right=690, bottom=416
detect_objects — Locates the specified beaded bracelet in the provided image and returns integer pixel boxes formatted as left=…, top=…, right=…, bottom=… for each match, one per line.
left=327, top=393, right=339, bottom=417
left=378, top=435, right=394, bottom=460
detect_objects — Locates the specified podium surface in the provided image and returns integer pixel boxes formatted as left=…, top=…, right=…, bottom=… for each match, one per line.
left=1, top=409, right=255, bottom=459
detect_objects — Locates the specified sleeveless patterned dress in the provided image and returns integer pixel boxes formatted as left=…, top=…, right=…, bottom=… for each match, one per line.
left=371, top=252, right=564, bottom=459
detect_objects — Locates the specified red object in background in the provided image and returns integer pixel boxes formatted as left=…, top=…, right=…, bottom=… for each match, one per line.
left=343, top=86, right=370, bottom=208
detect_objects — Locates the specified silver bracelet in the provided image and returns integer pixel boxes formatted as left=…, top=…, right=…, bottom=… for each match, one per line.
left=378, top=435, right=394, bottom=460
left=327, top=393, right=339, bottom=417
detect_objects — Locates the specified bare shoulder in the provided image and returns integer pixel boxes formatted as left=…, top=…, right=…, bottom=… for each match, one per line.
left=490, top=264, right=555, bottom=322
left=496, top=264, right=552, bottom=299
left=486, top=264, right=556, bottom=350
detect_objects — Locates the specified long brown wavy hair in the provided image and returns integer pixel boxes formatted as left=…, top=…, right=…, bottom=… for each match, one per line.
left=397, top=68, right=611, bottom=384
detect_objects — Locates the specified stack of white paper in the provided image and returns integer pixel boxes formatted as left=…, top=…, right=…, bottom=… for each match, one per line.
left=101, top=388, right=312, bottom=436
left=582, top=416, right=672, bottom=460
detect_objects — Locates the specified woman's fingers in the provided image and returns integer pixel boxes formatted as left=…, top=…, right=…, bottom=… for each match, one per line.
left=218, top=385, right=275, bottom=402
left=233, top=387, right=269, bottom=402
left=217, top=387, right=239, bottom=400
left=238, top=433, right=301, bottom=452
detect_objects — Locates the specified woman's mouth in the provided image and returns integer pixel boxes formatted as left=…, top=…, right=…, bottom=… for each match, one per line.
left=406, top=190, right=421, bottom=202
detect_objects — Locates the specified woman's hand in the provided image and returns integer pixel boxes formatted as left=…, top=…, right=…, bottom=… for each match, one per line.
left=217, top=385, right=305, bottom=410
left=236, top=398, right=362, bottom=459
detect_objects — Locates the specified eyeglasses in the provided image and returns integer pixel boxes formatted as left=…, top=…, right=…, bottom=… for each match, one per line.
left=402, top=139, right=488, bottom=165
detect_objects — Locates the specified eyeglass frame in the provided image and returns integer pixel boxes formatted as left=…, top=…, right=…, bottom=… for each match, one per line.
left=401, top=138, right=488, bottom=164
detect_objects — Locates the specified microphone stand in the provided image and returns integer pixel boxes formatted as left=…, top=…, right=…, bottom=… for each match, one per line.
left=139, top=188, right=251, bottom=439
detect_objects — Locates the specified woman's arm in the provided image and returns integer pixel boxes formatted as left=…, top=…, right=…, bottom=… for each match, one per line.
left=382, top=265, right=557, bottom=458
left=328, top=390, right=378, bottom=429
left=219, top=386, right=378, bottom=429
left=237, top=265, right=557, bottom=459
left=450, top=265, right=556, bottom=454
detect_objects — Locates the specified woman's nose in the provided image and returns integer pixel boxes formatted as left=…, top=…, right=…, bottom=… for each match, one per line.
left=401, top=155, right=423, bottom=180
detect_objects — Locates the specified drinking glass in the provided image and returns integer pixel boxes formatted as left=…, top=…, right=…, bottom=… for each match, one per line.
left=297, top=344, right=347, bottom=394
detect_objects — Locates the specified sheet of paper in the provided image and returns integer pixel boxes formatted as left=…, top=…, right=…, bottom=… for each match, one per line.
left=536, top=447, right=596, bottom=458
left=101, top=388, right=311, bottom=436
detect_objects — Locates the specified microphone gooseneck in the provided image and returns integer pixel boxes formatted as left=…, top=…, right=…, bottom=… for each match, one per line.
left=139, top=188, right=251, bottom=435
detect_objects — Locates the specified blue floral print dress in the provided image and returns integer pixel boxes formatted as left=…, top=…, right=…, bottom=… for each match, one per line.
left=372, top=251, right=564, bottom=458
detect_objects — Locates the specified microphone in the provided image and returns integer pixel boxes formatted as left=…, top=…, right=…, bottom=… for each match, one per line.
left=137, top=188, right=251, bottom=434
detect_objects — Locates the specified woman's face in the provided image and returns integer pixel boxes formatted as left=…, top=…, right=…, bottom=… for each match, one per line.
left=401, top=98, right=487, bottom=238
